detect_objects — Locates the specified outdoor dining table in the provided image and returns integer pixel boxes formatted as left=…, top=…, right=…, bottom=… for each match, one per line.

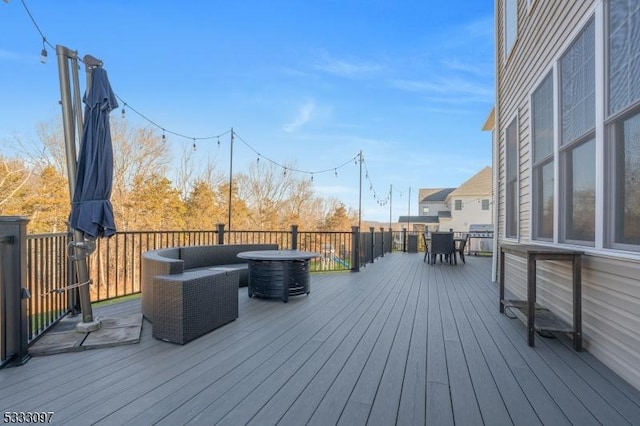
left=237, top=249, right=320, bottom=302
left=424, top=234, right=467, bottom=265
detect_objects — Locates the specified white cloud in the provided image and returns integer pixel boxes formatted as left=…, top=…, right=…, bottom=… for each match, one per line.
left=314, top=53, right=383, bottom=78
left=390, top=77, right=493, bottom=101
left=283, top=100, right=316, bottom=133
left=440, top=58, right=488, bottom=76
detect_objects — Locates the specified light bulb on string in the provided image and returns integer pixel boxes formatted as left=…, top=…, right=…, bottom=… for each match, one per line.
left=192, top=138, right=196, bottom=151
left=40, top=38, right=47, bottom=64
left=162, top=129, right=166, bottom=141
left=257, top=155, right=260, bottom=163
left=121, top=105, right=126, bottom=119
left=217, top=137, right=220, bottom=148
left=283, top=167, right=287, bottom=177
left=310, top=173, right=314, bottom=182
left=334, top=169, right=338, bottom=177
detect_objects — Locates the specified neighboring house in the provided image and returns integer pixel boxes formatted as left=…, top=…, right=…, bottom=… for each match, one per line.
left=491, top=0, right=640, bottom=390
left=444, top=166, right=493, bottom=232
left=398, top=167, right=493, bottom=233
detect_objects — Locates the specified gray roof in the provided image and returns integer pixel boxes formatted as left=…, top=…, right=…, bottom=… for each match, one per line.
left=398, top=215, right=440, bottom=224
left=422, top=188, right=456, bottom=202
left=438, top=211, right=452, bottom=218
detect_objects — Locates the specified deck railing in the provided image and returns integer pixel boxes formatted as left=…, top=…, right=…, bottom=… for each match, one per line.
left=6, top=224, right=394, bottom=346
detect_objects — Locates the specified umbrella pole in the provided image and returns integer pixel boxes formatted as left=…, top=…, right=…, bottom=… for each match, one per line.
left=56, top=45, right=100, bottom=332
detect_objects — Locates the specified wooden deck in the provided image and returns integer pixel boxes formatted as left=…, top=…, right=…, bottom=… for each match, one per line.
left=2, top=254, right=640, bottom=425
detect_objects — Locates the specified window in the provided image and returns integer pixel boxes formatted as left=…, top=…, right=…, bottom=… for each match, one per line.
left=422, top=206, right=429, bottom=215
left=505, top=118, right=518, bottom=239
left=482, top=199, right=490, bottom=210
left=504, top=0, right=518, bottom=58
left=608, top=0, right=640, bottom=116
left=454, top=200, right=463, bottom=210
left=560, top=18, right=596, bottom=244
left=532, top=72, right=554, bottom=240
left=606, top=0, right=640, bottom=249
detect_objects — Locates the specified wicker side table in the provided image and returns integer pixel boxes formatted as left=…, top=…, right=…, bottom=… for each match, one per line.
left=152, top=269, right=239, bottom=344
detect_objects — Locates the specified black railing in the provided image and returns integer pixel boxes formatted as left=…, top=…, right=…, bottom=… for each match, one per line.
left=18, top=225, right=394, bottom=344
left=26, top=233, right=70, bottom=344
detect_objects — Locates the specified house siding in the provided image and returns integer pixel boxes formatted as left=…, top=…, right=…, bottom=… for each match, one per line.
left=496, top=0, right=640, bottom=390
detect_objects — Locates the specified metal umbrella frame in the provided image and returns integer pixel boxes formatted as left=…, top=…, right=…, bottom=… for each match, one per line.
left=56, top=47, right=116, bottom=332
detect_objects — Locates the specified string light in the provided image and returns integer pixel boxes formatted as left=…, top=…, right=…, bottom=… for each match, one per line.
left=40, top=37, right=47, bottom=63
left=14, top=0, right=396, bottom=199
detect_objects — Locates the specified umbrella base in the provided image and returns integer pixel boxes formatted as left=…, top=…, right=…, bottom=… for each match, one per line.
left=75, top=319, right=102, bottom=333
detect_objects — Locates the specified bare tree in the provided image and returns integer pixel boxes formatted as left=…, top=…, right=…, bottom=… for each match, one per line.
left=236, top=161, right=298, bottom=230
left=0, top=157, right=33, bottom=212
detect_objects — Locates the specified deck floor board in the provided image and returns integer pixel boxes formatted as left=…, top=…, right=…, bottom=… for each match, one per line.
left=2, top=253, right=640, bottom=425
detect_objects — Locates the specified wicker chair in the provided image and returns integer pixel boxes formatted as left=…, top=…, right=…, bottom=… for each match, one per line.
left=430, top=232, right=454, bottom=266
left=152, top=269, right=239, bottom=344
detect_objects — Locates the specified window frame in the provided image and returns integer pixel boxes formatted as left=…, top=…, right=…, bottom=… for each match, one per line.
left=504, top=0, right=518, bottom=60
left=603, top=0, right=640, bottom=252
left=531, top=70, right=556, bottom=242
left=558, top=17, right=597, bottom=246
left=505, top=116, right=519, bottom=240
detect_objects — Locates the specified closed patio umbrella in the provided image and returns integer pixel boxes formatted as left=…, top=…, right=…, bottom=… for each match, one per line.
left=69, top=66, right=117, bottom=239
left=63, top=62, right=117, bottom=331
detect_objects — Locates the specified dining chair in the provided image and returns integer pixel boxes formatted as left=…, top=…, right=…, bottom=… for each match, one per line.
left=423, top=232, right=430, bottom=263
left=455, top=233, right=469, bottom=264
left=430, top=232, right=454, bottom=266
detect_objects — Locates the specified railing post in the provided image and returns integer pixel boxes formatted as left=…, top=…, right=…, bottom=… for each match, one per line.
left=0, top=216, right=31, bottom=367
left=370, top=227, right=375, bottom=264
left=351, top=226, right=360, bottom=272
left=402, top=228, right=407, bottom=252
left=217, top=223, right=225, bottom=245
left=380, top=227, right=385, bottom=257
left=67, top=230, right=80, bottom=314
left=291, top=224, right=298, bottom=250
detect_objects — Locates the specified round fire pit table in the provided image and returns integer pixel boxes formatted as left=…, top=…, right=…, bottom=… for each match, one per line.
left=237, top=250, right=320, bottom=303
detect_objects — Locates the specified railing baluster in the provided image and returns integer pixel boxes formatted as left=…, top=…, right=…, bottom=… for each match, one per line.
left=22, top=227, right=392, bottom=343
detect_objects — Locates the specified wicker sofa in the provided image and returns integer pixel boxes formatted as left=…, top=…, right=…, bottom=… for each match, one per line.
left=141, top=243, right=278, bottom=343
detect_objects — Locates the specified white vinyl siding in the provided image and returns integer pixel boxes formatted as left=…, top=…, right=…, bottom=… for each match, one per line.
left=496, top=0, right=640, bottom=391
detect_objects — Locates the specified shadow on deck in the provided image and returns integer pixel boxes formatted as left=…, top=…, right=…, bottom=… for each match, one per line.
left=1, top=253, right=639, bottom=425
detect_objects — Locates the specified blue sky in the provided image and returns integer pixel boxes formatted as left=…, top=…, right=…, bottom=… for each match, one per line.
left=1, top=1, right=494, bottom=224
